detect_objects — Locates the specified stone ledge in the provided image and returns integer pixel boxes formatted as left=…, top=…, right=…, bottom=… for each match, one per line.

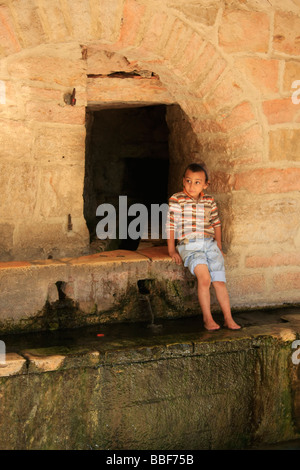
left=1, top=318, right=299, bottom=377
left=0, top=353, right=27, bottom=377
left=0, top=247, right=188, bottom=333
left=0, top=249, right=155, bottom=270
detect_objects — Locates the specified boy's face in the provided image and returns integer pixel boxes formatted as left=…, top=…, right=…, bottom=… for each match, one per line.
left=183, top=169, right=208, bottom=198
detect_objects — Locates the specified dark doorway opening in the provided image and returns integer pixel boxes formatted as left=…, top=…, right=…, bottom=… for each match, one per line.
left=84, top=104, right=170, bottom=252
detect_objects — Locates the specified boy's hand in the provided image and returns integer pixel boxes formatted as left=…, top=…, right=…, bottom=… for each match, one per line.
left=168, top=250, right=182, bottom=265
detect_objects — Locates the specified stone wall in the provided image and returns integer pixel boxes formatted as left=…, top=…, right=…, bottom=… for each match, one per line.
left=0, top=323, right=299, bottom=450
left=0, top=0, right=299, bottom=308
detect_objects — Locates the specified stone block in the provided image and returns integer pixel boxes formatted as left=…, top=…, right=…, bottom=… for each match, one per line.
left=263, top=98, right=300, bottom=124
left=0, top=353, right=27, bottom=377
left=273, top=272, right=300, bottom=291
left=273, top=11, right=300, bottom=56
left=234, top=57, right=280, bottom=95
left=269, top=128, right=300, bottom=161
left=185, top=43, right=217, bottom=83
left=0, top=119, right=32, bottom=160
left=203, top=70, right=246, bottom=112
left=174, top=32, right=204, bottom=75
left=10, top=0, right=46, bottom=48
left=232, top=194, right=300, bottom=245
left=216, top=101, right=256, bottom=132
left=37, top=0, right=69, bottom=42
left=38, top=164, right=85, bottom=218
left=87, top=48, right=136, bottom=76
left=33, top=125, right=86, bottom=163
left=0, top=162, right=39, bottom=218
left=62, top=0, right=95, bottom=41
left=23, top=352, right=65, bottom=373
left=203, top=124, right=263, bottom=156
left=283, top=60, right=300, bottom=92
left=161, top=18, right=190, bottom=62
left=196, top=57, right=227, bottom=97
left=119, top=0, right=147, bottom=47
left=234, top=168, right=300, bottom=194
left=227, top=273, right=266, bottom=298
left=219, top=9, right=270, bottom=53
left=25, top=101, right=86, bottom=125
left=8, top=55, right=86, bottom=87
left=0, top=4, right=21, bottom=56
left=12, top=219, right=89, bottom=261
left=96, top=0, right=124, bottom=43
left=141, top=12, right=169, bottom=55
left=0, top=264, right=54, bottom=325
left=245, top=252, right=300, bottom=268
left=171, top=3, right=219, bottom=27
left=87, top=76, right=173, bottom=106
left=209, top=171, right=235, bottom=193
left=20, top=86, right=62, bottom=102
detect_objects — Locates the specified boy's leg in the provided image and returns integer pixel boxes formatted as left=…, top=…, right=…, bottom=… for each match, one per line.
left=212, top=281, right=241, bottom=329
left=194, top=264, right=220, bottom=331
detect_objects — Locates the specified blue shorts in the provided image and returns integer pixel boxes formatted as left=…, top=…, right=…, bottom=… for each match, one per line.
left=177, top=238, right=226, bottom=282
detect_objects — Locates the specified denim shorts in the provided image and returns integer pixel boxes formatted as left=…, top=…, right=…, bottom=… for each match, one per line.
left=177, top=238, right=226, bottom=282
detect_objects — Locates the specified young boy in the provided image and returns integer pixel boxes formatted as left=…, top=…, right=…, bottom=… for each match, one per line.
left=167, top=162, right=240, bottom=331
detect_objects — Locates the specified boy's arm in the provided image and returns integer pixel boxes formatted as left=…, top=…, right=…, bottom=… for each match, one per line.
left=214, top=225, right=224, bottom=254
left=166, top=197, right=182, bottom=265
left=167, top=231, right=182, bottom=265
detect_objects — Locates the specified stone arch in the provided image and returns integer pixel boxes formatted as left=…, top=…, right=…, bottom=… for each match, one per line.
left=0, top=0, right=265, bottom=260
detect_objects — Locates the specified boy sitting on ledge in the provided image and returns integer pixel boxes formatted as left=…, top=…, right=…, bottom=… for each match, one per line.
left=167, top=162, right=241, bottom=331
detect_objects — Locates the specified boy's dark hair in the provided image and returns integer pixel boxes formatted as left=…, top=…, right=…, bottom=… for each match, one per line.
left=183, top=162, right=209, bottom=183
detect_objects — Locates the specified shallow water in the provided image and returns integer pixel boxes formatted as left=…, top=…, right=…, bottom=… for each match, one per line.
left=1, top=305, right=298, bottom=355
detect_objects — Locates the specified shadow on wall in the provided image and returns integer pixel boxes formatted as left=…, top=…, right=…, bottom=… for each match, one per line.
left=84, top=105, right=170, bottom=251
left=83, top=103, right=233, bottom=254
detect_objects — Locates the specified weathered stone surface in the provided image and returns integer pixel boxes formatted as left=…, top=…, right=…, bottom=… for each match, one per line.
left=232, top=193, right=300, bottom=246
left=169, top=2, right=219, bottom=26
left=0, top=0, right=299, bottom=312
left=234, top=168, right=300, bottom=194
left=273, top=272, right=300, bottom=291
left=33, top=125, right=86, bottom=163
left=87, top=48, right=134, bottom=75
left=269, top=128, right=300, bottom=161
left=0, top=119, right=32, bottom=160
left=25, top=101, right=86, bottom=125
left=0, top=223, right=14, bottom=260
left=273, top=11, right=300, bottom=56
left=23, top=352, right=65, bottom=373
left=203, top=69, right=246, bottom=111
left=119, top=0, right=147, bottom=47
left=219, top=9, right=270, bottom=53
left=0, top=162, right=39, bottom=218
left=87, top=76, right=173, bottom=106
left=263, top=98, right=300, bottom=124
left=234, top=57, right=280, bottom=95
left=38, top=164, right=85, bottom=218
left=10, top=0, right=46, bottom=48
left=283, top=60, right=300, bottom=92
left=12, top=219, right=89, bottom=261
left=245, top=252, right=300, bottom=268
left=0, top=4, right=21, bottom=56
left=174, top=32, right=205, bottom=75
left=0, top=328, right=299, bottom=449
left=8, top=55, right=86, bottom=86
left=0, top=353, right=27, bottom=377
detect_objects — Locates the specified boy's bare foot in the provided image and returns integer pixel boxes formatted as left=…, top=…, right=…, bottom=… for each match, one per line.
left=204, top=320, right=220, bottom=331
left=223, top=320, right=241, bottom=330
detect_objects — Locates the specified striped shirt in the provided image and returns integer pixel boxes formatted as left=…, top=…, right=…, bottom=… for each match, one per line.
left=166, top=190, right=221, bottom=242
